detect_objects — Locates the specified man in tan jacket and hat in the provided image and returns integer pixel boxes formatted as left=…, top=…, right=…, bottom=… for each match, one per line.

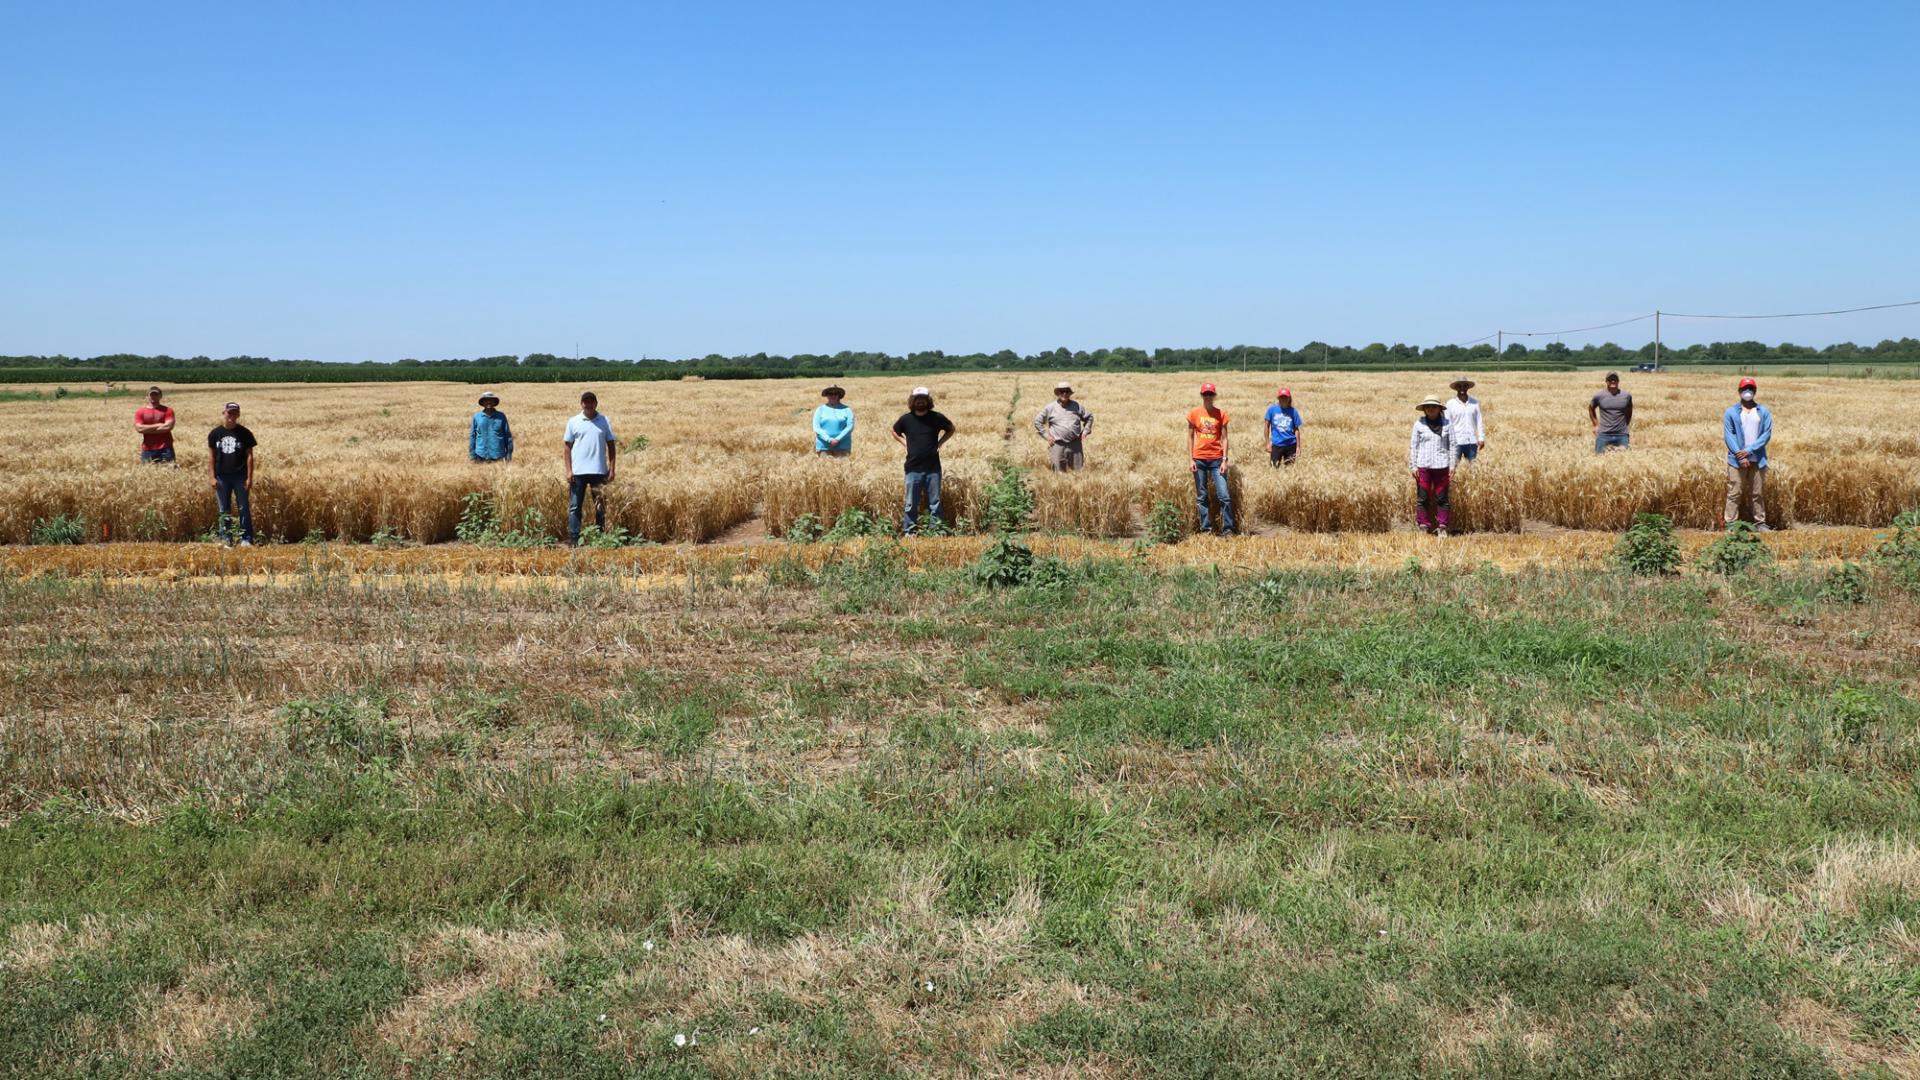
left=1033, top=382, right=1094, bottom=470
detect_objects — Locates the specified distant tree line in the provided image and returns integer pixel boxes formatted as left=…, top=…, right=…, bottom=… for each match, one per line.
left=1, top=337, right=1916, bottom=384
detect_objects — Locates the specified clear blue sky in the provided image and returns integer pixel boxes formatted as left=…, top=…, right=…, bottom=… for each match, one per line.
left=4, top=1, right=1916, bottom=360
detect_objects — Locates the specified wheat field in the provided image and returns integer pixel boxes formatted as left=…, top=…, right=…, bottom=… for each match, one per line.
left=1, top=371, right=1915, bottom=544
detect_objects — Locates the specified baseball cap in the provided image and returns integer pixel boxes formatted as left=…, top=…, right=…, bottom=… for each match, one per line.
left=1054, top=381, right=1072, bottom=392
left=223, top=401, right=240, bottom=411
left=1199, top=383, right=1217, bottom=394
left=1276, top=387, right=1292, bottom=398
left=477, top=389, right=500, bottom=403
left=910, top=386, right=931, bottom=397
left=1738, top=377, right=1757, bottom=390
left=1605, top=371, right=1619, bottom=381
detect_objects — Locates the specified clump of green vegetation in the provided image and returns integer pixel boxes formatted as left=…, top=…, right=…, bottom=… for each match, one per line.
left=624, top=433, right=651, bottom=454
left=368, top=526, right=406, bottom=547
left=1818, top=561, right=1870, bottom=604
left=130, top=508, right=167, bottom=541
left=1872, top=509, right=1920, bottom=593
left=971, top=532, right=1036, bottom=588
left=1615, top=512, right=1680, bottom=576
left=573, top=524, right=640, bottom=549
left=1142, top=500, right=1183, bottom=545
left=822, top=506, right=891, bottom=541
left=454, top=492, right=554, bottom=548
left=783, top=512, right=825, bottom=543
left=979, top=462, right=1036, bottom=532
left=29, top=514, right=87, bottom=545
left=1696, top=520, right=1773, bottom=575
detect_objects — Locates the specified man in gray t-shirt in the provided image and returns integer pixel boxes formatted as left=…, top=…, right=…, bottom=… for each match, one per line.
left=1589, top=372, right=1633, bottom=453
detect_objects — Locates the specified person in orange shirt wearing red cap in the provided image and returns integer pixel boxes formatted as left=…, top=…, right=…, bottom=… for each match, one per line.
left=1187, top=384, right=1235, bottom=535
left=1262, top=388, right=1303, bottom=466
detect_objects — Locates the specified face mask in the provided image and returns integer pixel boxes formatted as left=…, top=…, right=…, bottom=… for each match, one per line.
left=1741, top=390, right=1756, bottom=402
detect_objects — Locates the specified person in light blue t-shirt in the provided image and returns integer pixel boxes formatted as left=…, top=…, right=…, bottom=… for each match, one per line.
left=813, top=385, right=854, bottom=456
left=1263, top=388, right=1303, bottom=466
left=562, top=391, right=616, bottom=544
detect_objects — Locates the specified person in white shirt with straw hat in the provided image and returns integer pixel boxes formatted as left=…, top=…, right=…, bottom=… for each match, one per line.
left=1444, top=378, right=1485, bottom=466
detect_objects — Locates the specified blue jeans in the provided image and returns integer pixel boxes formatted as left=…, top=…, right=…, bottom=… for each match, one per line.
left=214, top=476, right=252, bottom=542
left=1192, top=459, right=1234, bottom=534
left=568, top=473, right=607, bottom=540
left=140, top=447, right=175, bottom=464
left=1595, top=433, right=1630, bottom=453
left=1453, top=442, right=1479, bottom=465
left=903, top=471, right=942, bottom=535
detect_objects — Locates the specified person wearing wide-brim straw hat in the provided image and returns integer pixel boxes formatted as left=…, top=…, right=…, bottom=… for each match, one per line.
left=1409, top=397, right=1455, bottom=537
left=1444, top=378, right=1485, bottom=465
left=1033, top=381, right=1093, bottom=471
left=813, top=384, right=855, bottom=457
left=469, top=390, right=514, bottom=463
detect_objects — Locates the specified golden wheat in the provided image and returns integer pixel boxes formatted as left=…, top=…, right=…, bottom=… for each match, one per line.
left=0, top=371, right=1914, bottom=543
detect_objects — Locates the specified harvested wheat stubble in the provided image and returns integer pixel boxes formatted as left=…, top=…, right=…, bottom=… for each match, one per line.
left=0, top=526, right=1886, bottom=580
left=0, top=372, right=1914, bottom=541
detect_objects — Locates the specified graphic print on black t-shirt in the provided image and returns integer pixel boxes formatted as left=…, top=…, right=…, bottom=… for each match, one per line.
left=208, top=425, right=257, bottom=476
left=892, top=410, right=954, bottom=472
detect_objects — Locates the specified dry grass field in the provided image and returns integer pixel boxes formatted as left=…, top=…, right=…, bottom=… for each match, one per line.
left=2, top=370, right=1915, bottom=545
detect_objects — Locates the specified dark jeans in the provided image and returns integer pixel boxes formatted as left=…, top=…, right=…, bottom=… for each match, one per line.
left=903, top=470, right=942, bottom=535
left=214, top=476, right=253, bottom=542
left=1268, top=443, right=1297, bottom=466
left=1594, top=433, right=1630, bottom=453
left=1192, top=459, right=1234, bottom=534
left=568, top=474, right=607, bottom=540
left=140, top=447, right=175, bottom=464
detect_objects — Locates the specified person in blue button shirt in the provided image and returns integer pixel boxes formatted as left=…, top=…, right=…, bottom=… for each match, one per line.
left=469, top=390, right=514, bottom=462
left=1722, top=377, right=1774, bottom=530
left=813, top=385, right=854, bottom=456
left=1263, top=388, right=1304, bottom=466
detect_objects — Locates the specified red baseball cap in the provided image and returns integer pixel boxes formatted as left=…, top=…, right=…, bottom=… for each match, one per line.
left=1277, top=387, right=1292, bottom=398
left=1738, top=377, right=1757, bottom=390
left=1199, top=383, right=1217, bottom=395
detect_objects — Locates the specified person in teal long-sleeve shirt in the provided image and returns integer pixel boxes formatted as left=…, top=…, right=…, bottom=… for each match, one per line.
left=813, top=385, right=854, bottom=456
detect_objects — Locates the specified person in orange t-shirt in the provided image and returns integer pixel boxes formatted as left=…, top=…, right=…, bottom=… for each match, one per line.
left=1186, top=383, right=1235, bottom=535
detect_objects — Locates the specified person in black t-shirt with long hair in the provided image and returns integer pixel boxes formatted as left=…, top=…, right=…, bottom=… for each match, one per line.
left=891, top=387, right=955, bottom=536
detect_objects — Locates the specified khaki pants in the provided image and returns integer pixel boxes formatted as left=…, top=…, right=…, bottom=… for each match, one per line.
left=1048, top=441, right=1085, bottom=471
left=1725, top=464, right=1766, bottom=526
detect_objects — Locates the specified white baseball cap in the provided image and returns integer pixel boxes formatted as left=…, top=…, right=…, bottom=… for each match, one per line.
left=910, top=386, right=931, bottom=397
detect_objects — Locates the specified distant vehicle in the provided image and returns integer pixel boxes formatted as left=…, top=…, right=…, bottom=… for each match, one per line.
left=1631, top=362, right=1662, bottom=372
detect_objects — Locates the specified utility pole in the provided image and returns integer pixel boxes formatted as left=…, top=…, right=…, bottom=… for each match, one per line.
left=1323, top=341, right=1329, bottom=373
left=1653, top=311, right=1660, bottom=370
left=1496, top=330, right=1503, bottom=364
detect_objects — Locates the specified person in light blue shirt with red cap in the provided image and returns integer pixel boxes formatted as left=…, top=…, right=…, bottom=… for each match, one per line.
left=1263, top=387, right=1303, bottom=466
left=1722, top=377, right=1774, bottom=530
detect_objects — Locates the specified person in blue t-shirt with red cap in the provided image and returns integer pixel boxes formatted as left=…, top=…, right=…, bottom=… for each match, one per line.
left=1263, top=388, right=1303, bottom=466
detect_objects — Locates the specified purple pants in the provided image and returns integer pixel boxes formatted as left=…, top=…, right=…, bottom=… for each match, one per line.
left=1415, top=467, right=1451, bottom=530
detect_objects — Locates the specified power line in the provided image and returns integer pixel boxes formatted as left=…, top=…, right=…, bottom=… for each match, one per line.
left=1504, top=313, right=1655, bottom=337
left=1663, top=297, right=1920, bottom=320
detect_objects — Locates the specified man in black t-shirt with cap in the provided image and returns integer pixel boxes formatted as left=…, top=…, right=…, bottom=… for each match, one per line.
left=207, top=401, right=258, bottom=546
left=891, top=386, right=955, bottom=535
